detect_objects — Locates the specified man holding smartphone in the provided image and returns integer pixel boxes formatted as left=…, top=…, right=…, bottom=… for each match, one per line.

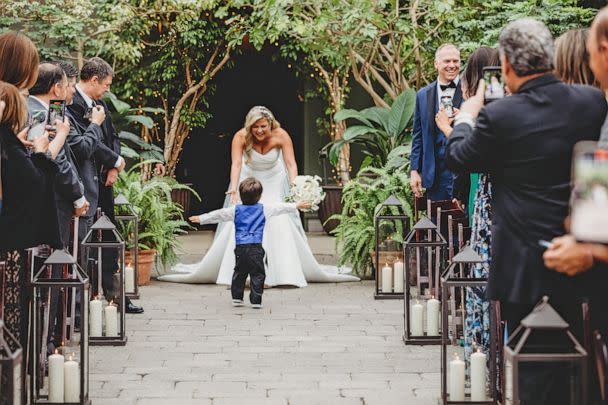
left=445, top=19, right=606, bottom=404
left=410, top=43, right=463, bottom=202
left=67, top=57, right=143, bottom=314
left=28, top=63, right=88, bottom=247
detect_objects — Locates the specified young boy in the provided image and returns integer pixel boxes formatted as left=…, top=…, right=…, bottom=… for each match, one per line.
left=189, top=177, right=310, bottom=308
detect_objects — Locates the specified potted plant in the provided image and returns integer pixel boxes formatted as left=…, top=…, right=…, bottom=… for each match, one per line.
left=114, top=162, right=199, bottom=284
left=330, top=156, right=414, bottom=278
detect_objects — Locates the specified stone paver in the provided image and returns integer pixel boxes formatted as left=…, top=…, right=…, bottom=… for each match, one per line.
left=90, top=233, right=440, bottom=404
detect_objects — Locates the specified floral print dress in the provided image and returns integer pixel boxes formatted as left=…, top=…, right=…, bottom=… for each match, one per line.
left=464, top=174, right=492, bottom=366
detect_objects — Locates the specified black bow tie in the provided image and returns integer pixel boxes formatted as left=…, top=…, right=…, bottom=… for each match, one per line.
left=440, top=81, right=457, bottom=91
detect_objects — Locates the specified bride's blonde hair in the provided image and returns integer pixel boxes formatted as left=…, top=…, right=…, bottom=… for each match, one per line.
left=243, top=106, right=281, bottom=162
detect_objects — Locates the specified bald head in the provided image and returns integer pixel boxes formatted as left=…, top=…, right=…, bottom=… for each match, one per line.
left=29, top=63, right=66, bottom=96
left=588, top=7, right=608, bottom=90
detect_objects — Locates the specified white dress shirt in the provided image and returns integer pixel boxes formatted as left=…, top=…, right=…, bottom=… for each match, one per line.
left=436, top=76, right=460, bottom=106
left=198, top=203, right=298, bottom=225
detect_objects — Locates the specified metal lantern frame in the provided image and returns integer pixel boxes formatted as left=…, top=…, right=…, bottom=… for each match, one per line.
left=30, top=250, right=91, bottom=405
left=81, top=215, right=127, bottom=346
left=374, top=195, right=410, bottom=300
left=0, top=319, right=23, bottom=405
left=115, top=193, right=140, bottom=299
left=503, top=296, right=588, bottom=405
left=403, top=216, right=447, bottom=345
left=440, top=246, right=498, bottom=405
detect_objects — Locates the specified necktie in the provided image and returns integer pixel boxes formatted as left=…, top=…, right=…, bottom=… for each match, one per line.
left=440, top=81, right=456, bottom=91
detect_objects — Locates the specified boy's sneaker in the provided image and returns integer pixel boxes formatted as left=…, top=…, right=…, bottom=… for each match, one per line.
left=232, top=299, right=244, bottom=307
left=250, top=303, right=263, bottom=309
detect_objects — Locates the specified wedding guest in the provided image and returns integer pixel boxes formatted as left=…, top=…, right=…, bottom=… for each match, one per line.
left=0, top=32, right=68, bottom=379
left=410, top=43, right=463, bottom=201
left=190, top=177, right=310, bottom=308
left=435, top=45, right=500, bottom=364
left=543, top=10, right=608, bottom=278
left=67, top=57, right=143, bottom=313
left=28, top=63, right=88, bottom=247
left=555, top=28, right=597, bottom=86
left=445, top=19, right=607, bottom=404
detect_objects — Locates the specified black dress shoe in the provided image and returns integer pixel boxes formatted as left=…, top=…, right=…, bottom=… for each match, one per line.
left=126, top=302, right=144, bottom=314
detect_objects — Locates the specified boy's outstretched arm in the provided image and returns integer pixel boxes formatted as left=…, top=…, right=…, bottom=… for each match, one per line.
left=189, top=206, right=236, bottom=224
left=264, top=201, right=311, bottom=219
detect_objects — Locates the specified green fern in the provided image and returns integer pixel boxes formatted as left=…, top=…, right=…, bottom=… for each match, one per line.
left=331, top=163, right=414, bottom=277
left=114, top=161, right=201, bottom=266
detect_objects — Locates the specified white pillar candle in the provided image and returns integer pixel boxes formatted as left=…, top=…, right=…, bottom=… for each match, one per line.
left=64, top=354, right=80, bottom=402
left=471, top=349, right=487, bottom=401
left=48, top=350, right=64, bottom=403
left=393, top=260, right=404, bottom=293
left=449, top=354, right=465, bottom=401
left=89, top=297, right=102, bottom=337
left=411, top=301, right=424, bottom=336
left=125, top=263, right=135, bottom=294
left=104, top=302, right=118, bottom=337
left=426, top=297, right=440, bottom=336
left=381, top=263, right=392, bottom=293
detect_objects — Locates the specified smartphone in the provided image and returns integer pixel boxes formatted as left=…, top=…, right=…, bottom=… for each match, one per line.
left=440, top=96, right=454, bottom=118
left=482, top=66, right=505, bottom=104
left=83, top=107, right=93, bottom=121
left=27, top=110, right=47, bottom=141
left=47, top=99, right=66, bottom=126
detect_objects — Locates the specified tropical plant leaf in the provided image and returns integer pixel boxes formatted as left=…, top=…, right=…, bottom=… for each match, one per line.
left=334, top=109, right=373, bottom=127
left=388, top=89, right=416, bottom=137
left=125, top=114, right=155, bottom=129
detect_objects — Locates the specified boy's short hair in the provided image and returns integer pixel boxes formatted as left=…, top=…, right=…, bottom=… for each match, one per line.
left=239, top=177, right=263, bottom=205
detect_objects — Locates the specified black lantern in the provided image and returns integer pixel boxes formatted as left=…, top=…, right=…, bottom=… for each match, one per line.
left=503, top=296, right=587, bottom=405
left=440, top=245, right=497, bottom=404
left=374, top=195, right=410, bottom=299
left=115, top=193, right=139, bottom=299
left=0, top=319, right=23, bottom=405
left=403, top=216, right=447, bottom=345
left=81, top=214, right=127, bottom=346
left=30, top=250, right=91, bottom=405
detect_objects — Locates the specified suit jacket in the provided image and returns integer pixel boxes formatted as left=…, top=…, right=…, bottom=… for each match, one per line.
left=66, top=110, right=104, bottom=216
left=67, top=90, right=121, bottom=219
left=446, top=74, right=608, bottom=305
left=410, top=80, right=463, bottom=190
left=28, top=96, right=84, bottom=246
left=0, top=124, right=61, bottom=250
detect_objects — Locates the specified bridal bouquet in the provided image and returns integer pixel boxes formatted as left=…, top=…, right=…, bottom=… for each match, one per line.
left=286, top=175, right=325, bottom=212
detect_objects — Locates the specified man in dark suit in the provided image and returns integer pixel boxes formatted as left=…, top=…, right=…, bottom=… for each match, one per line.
left=66, top=57, right=143, bottom=314
left=445, top=19, right=607, bottom=404
left=410, top=43, right=463, bottom=201
left=28, top=63, right=89, bottom=247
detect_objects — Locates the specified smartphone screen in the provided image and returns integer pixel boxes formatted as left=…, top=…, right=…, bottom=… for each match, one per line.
left=47, top=99, right=66, bottom=125
left=440, top=96, right=454, bottom=117
left=26, top=110, right=47, bottom=141
left=482, top=67, right=505, bottom=103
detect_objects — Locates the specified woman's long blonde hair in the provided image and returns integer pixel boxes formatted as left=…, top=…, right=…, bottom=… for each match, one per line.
left=555, top=29, right=597, bottom=86
left=243, top=106, right=281, bottom=162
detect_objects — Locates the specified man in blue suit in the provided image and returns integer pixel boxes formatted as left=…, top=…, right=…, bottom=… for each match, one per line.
left=410, top=44, right=463, bottom=201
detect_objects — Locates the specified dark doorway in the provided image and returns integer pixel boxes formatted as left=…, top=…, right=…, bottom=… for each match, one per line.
left=176, top=48, right=304, bottom=215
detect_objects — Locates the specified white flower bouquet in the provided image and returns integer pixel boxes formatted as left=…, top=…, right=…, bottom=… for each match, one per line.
left=286, top=175, right=326, bottom=212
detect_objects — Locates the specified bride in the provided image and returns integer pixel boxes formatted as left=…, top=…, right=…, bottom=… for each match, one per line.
left=158, top=106, right=359, bottom=287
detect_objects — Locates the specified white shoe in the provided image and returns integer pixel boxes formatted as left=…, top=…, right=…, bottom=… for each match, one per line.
left=250, top=303, right=263, bottom=309
left=232, top=299, right=244, bottom=307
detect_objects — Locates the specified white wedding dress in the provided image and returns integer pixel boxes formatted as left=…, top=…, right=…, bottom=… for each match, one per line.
left=158, top=148, right=359, bottom=287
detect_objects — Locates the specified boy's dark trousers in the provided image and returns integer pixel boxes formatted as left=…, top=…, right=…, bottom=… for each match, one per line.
left=232, top=244, right=266, bottom=305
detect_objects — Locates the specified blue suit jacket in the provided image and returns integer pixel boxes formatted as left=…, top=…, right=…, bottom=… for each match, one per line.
left=410, top=81, right=462, bottom=189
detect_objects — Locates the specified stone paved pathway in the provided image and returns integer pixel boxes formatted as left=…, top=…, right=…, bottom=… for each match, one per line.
left=90, top=233, right=440, bottom=405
